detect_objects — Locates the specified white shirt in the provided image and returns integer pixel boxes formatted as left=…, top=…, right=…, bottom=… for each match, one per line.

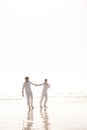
left=23, top=81, right=33, bottom=94
left=42, top=83, right=50, bottom=93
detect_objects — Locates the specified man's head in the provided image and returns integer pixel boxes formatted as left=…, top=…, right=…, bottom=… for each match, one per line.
left=25, top=77, right=29, bottom=82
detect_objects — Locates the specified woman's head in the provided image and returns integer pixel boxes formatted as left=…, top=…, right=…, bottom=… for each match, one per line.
left=44, top=79, right=48, bottom=83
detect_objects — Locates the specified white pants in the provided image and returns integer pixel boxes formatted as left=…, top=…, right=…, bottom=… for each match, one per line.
left=40, top=91, right=48, bottom=106
left=26, top=92, right=33, bottom=108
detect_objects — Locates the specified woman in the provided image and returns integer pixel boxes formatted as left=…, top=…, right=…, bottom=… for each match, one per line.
left=37, top=79, right=50, bottom=108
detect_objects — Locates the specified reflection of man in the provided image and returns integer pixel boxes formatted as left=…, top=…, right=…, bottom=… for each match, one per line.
left=40, top=108, right=49, bottom=130
left=22, top=110, right=33, bottom=130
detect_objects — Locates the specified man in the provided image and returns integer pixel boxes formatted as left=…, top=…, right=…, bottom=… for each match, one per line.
left=22, top=76, right=37, bottom=110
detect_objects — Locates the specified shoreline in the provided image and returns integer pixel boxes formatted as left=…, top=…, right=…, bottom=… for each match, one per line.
left=0, top=97, right=87, bottom=130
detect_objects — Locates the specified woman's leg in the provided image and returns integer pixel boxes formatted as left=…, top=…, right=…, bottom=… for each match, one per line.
left=40, top=92, right=44, bottom=107
left=44, top=93, right=48, bottom=107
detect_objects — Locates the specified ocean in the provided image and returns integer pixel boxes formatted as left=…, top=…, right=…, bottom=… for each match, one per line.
left=0, top=94, right=87, bottom=130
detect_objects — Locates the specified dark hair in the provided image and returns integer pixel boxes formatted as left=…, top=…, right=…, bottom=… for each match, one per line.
left=45, top=79, right=47, bottom=82
left=25, top=77, right=29, bottom=80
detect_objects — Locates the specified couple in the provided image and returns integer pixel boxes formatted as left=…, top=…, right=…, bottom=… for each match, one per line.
left=22, top=76, right=50, bottom=110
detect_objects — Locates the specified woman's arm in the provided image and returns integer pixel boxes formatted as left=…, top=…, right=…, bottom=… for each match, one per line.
left=37, top=83, right=44, bottom=86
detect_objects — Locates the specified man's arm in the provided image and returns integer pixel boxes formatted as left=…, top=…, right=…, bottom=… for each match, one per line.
left=48, top=84, right=50, bottom=88
left=22, top=85, right=25, bottom=97
left=30, top=81, right=37, bottom=86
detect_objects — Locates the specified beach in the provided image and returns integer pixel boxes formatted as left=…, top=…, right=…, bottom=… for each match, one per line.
left=0, top=97, right=87, bottom=130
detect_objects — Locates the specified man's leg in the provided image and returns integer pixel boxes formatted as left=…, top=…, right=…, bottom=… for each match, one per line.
left=31, top=93, right=34, bottom=109
left=26, top=94, right=31, bottom=109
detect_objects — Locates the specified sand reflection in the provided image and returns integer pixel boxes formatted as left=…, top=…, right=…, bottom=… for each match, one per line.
left=40, top=108, right=49, bottom=130
left=22, top=110, right=33, bottom=130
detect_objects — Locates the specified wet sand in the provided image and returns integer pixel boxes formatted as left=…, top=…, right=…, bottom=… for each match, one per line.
left=0, top=97, right=87, bottom=130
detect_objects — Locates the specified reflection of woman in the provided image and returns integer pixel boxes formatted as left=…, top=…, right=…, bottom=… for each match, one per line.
left=37, top=79, right=50, bottom=108
left=22, top=110, right=33, bottom=130
left=40, top=108, right=49, bottom=130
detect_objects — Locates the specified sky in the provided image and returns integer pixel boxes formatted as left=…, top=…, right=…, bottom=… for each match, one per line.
left=0, top=0, right=87, bottom=97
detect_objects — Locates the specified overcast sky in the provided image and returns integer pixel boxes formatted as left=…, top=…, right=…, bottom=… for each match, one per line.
left=0, top=0, right=87, bottom=97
